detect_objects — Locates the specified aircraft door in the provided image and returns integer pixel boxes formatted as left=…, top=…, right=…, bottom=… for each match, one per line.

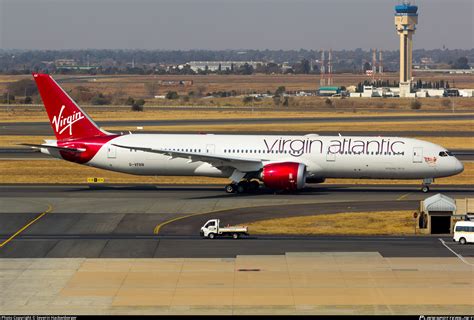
left=326, top=151, right=336, bottom=162
left=107, top=145, right=117, bottom=159
left=413, top=147, right=423, bottom=163
left=206, top=144, right=215, bottom=154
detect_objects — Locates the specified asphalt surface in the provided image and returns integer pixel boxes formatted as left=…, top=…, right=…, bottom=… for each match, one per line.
left=1, top=235, right=471, bottom=259
left=1, top=113, right=472, bottom=135
left=0, top=183, right=473, bottom=258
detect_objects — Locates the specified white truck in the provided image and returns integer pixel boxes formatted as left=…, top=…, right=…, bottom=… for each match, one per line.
left=200, top=219, right=248, bottom=239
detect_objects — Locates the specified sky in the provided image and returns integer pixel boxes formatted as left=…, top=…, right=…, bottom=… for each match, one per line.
left=0, top=0, right=472, bottom=50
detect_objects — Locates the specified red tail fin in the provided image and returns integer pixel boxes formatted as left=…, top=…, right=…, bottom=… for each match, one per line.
left=33, top=73, right=108, bottom=140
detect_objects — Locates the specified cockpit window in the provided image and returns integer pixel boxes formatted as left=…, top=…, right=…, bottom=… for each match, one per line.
left=439, top=151, right=454, bottom=157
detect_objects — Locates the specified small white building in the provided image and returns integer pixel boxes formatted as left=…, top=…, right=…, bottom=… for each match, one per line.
left=418, top=193, right=457, bottom=234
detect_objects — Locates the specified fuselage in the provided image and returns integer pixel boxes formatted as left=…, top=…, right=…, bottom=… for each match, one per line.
left=31, top=73, right=464, bottom=193
left=43, top=133, right=464, bottom=181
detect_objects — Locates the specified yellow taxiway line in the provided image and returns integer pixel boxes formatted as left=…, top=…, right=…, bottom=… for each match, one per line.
left=0, top=204, right=53, bottom=248
left=396, top=192, right=411, bottom=201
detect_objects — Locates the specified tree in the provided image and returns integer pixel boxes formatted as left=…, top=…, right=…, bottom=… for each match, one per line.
left=243, top=96, right=254, bottom=104
left=451, top=57, right=469, bottom=69
left=165, top=91, right=179, bottom=99
left=296, top=59, right=311, bottom=74
left=238, top=63, right=254, bottom=75
left=363, top=62, right=371, bottom=71
left=131, top=98, right=145, bottom=111
left=90, top=93, right=111, bottom=105
left=274, top=86, right=286, bottom=96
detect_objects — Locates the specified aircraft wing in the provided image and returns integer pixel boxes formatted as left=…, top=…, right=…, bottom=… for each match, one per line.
left=112, top=143, right=265, bottom=172
left=20, top=143, right=85, bottom=153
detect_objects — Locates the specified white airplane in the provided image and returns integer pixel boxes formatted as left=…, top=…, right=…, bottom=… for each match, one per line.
left=24, top=73, right=464, bottom=193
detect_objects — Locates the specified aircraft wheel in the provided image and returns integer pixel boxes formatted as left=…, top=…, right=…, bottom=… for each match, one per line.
left=421, top=185, right=430, bottom=193
left=225, top=184, right=236, bottom=193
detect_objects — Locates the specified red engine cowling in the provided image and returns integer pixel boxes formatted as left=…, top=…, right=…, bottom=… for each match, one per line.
left=260, top=162, right=306, bottom=191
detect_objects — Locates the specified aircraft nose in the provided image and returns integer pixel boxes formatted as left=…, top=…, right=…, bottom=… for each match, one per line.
left=453, top=158, right=464, bottom=174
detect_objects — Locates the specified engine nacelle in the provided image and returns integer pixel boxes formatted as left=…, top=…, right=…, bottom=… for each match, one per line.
left=260, top=162, right=306, bottom=191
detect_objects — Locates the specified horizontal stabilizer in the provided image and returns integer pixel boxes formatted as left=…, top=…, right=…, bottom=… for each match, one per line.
left=19, top=143, right=85, bottom=153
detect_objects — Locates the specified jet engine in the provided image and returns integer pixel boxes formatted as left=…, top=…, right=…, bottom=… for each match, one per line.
left=260, top=162, right=306, bottom=191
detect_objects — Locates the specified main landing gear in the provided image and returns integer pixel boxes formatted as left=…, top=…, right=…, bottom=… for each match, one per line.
left=225, top=180, right=260, bottom=194
left=421, top=178, right=433, bottom=193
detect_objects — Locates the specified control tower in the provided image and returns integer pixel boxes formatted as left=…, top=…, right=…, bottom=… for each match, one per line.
left=394, top=1, right=418, bottom=97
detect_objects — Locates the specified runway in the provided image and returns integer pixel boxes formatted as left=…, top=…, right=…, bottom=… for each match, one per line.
left=0, top=183, right=473, bottom=259
left=1, top=113, right=472, bottom=135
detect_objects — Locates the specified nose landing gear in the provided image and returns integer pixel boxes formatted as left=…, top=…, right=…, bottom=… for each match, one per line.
left=421, top=178, right=433, bottom=193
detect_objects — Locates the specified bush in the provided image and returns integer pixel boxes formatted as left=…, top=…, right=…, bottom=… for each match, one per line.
left=166, top=91, right=179, bottom=99
left=131, top=104, right=144, bottom=112
left=243, top=96, right=254, bottom=104
left=325, top=98, right=333, bottom=107
left=131, top=99, right=145, bottom=112
left=275, top=86, right=286, bottom=96
left=24, top=96, right=33, bottom=104
left=410, top=99, right=422, bottom=110
left=90, top=93, right=111, bottom=105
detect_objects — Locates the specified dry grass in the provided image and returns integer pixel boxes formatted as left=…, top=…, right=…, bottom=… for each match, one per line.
left=0, top=136, right=54, bottom=147
left=0, top=160, right=471, bottom=185
left=416, top=137, right=473, bottom=150
left=245, top=210, right=416, bottom=235
left=1, top=105, right=472, bottom=123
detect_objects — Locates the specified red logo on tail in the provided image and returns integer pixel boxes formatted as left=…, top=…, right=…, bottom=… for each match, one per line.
left=52, top=105, right=86, bottom=135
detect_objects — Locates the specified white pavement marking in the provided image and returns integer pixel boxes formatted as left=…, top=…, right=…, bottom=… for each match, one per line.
left=439, top=238, right=474, bottom=267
